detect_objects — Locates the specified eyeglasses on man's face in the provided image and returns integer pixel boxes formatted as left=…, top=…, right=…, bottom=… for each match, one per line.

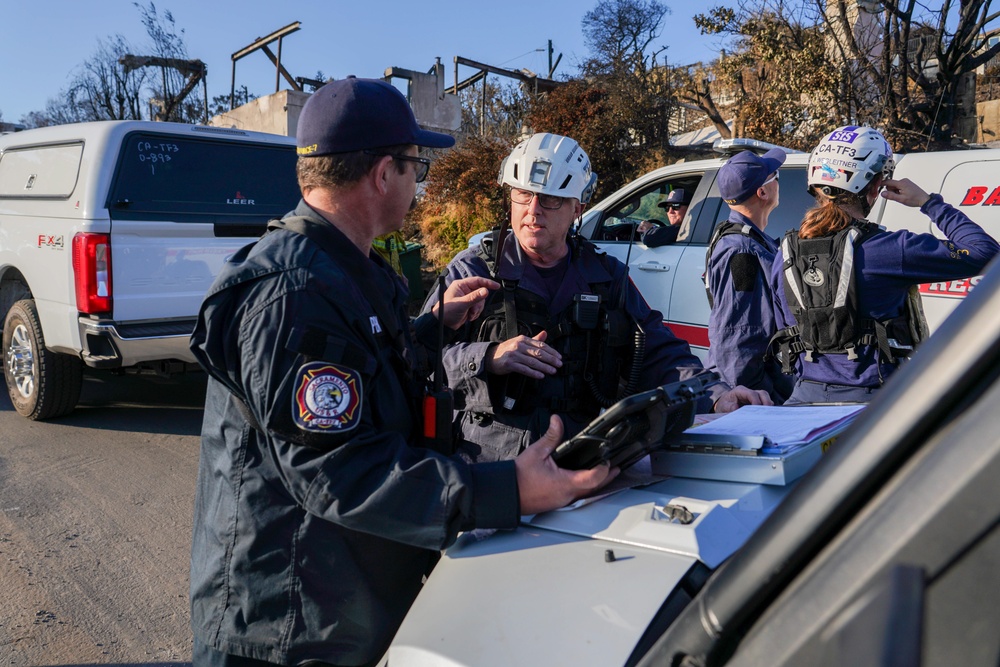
left=762, top=171, right=779, bottom=186
left=365, top=151, right=431, bottom=183
left=510, top=188, right=568, bottom=210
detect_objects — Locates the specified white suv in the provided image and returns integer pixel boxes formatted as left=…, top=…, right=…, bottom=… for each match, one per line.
left=573, top=139, right=1000, bottom=359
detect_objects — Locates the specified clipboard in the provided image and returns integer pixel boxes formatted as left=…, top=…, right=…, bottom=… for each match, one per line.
left=652, top=419, right=855, bottom=485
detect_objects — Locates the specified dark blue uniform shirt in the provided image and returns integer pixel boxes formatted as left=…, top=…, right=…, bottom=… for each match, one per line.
left=705, top=211, right=793, bottom=403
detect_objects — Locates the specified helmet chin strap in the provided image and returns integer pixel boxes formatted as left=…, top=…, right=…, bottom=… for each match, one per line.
left=859, top=193, right=875, bottom=217
left=827, top=187, right=874, bottom=219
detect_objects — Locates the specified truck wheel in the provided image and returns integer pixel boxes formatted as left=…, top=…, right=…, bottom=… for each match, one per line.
left=3, top=300, right=83, bottom=420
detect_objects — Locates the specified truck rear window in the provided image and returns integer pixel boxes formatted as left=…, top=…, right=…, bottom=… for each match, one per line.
left=107, top=132, right=300, bottom=225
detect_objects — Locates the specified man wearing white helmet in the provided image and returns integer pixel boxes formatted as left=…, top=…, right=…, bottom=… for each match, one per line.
left=423, top=132, right=770, bottom=462
left=769, top=125, right=999, bottom=404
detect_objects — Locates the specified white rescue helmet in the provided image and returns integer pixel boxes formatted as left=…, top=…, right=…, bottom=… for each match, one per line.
left=498, top=132, right=598, bottom=204
left=807, top=125, right=895, bottom=196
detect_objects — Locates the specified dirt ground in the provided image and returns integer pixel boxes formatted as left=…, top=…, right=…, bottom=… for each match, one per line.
left=0, top=371, right=206, bottom=666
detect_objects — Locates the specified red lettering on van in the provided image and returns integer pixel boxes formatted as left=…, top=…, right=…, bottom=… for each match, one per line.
left=985, top=188, right=1000, bottom=206
left=919, top=276, right=982, bottom=299
left=961, top=186, right=988, bottom=205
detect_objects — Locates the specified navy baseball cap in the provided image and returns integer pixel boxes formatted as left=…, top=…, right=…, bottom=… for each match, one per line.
left=717, top=148, right=786, bottom=205
left=296, top=77, right=455, bottom=156
left=658, top=188, right=690, bottom=208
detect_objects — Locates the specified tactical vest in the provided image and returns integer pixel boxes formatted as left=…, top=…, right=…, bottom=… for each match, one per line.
left=704, top=220, right=767, bottom=308
left=474, top=233, right=642, bottom=417
left=769, top=220, right=927, bottom=374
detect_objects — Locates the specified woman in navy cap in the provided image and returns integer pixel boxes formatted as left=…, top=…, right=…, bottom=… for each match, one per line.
left=769, top=125, right=999, bottom=404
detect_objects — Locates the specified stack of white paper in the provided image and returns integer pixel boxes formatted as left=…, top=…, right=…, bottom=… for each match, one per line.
left=683, top=405, right=866, bottom=455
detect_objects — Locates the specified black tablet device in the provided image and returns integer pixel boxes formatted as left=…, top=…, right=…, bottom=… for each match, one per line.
left=551, top=372, right=718, bottom=471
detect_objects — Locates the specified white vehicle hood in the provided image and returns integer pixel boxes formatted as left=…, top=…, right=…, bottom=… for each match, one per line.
left=389, top=468, right=793, bottom=667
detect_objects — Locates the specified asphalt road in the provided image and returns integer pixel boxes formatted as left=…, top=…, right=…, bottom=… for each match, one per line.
left=0, top=369, right=207, bottom=666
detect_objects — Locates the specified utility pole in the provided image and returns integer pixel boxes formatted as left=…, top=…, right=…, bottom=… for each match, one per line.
left=547, top=41, right=562, bottom=78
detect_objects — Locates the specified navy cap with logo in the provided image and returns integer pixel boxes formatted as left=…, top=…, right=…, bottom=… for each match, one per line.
left=296, top=76, right=455, bottom=156
left=717, top=148, right=786, bottom=205
left=657, top=188, right=690, bottom=208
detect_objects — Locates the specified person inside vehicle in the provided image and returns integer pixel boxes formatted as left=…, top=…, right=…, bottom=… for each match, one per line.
left=636, top=188, right=690, bottom=247
left=705, top=148, right=794, bottom=404
left=188, top=79, right=618, bottom=667
left=422, top=132, right=771, bottom=463
left=770, top=125, right=1000, bottom=404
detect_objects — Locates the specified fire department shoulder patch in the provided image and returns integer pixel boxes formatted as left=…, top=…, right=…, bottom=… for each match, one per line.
left=292, top=362, right=363, bottom=432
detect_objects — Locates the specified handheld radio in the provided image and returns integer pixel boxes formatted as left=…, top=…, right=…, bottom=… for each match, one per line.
left=422, top=274, right=455, bottom=454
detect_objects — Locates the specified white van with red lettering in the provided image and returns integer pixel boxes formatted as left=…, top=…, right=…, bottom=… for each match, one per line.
left=869, top=149, right=1000, bottom=316
left=569, top=140, right=1000, bottom=359
left=0, top=121, right=298, bottom=419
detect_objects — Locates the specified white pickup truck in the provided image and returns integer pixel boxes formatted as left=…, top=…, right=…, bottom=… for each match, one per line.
left=0, top=121, right=298, bottom=419
left=570, top=139, right=1000, bottom=359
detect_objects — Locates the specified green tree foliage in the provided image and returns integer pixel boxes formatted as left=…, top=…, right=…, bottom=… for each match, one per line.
left=414, top=135, right=512, bottom=270
left=694, top=3, right=839, bottom=151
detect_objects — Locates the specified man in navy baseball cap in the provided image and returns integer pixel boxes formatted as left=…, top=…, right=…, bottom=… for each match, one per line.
left=637, top=187, right=691, bottom=247
left=717, top=148, right=786, bottom=205
left=189, top=73, right=616, bottom=667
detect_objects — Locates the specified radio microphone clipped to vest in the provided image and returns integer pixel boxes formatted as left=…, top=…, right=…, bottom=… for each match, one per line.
left=422, top=274, right=455, bottom=454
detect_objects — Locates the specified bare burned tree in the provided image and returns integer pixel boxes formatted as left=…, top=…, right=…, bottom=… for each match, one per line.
left=694, top=0, right=1000, bottom=150
left=822, top=0, right=1000, bottom=148
left=582, top=0, right=671, bottom=76
left=20, top=1, right=204, bottom=126
left=66, top=34, right=149, bottom=121
left=132, top=2, right=205, bottom=123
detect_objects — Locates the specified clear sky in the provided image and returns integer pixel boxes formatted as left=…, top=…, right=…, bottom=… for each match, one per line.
left=0, top=0, right=734, bottom=124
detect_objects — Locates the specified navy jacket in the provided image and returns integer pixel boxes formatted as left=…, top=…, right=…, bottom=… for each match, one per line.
left=705, top=211, right=793, bottom=403
left=189, top=201, right=519, bottom=665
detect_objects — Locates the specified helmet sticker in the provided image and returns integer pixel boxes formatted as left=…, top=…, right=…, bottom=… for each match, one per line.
left=828, top=128, right=859, bottom=143
left=819, top=164, right=841, bottom=182
left=293, top=362, right=363, bottom=432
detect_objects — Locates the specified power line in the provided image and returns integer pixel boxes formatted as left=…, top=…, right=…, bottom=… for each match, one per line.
left=499, top=48, right=545, bottom=66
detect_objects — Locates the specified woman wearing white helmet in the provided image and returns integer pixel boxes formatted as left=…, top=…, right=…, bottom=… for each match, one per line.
left=769, top=125, right=999, bottom=404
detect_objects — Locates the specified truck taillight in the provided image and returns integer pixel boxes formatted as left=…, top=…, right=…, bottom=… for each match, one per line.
left=72, top=233, right=112, bottom=314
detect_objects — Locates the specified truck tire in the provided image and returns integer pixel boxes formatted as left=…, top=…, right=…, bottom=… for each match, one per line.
left=3, top=299, right=83, bottom=420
